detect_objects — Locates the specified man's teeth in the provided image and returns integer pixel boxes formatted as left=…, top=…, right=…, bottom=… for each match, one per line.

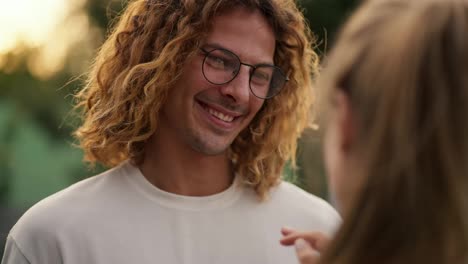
left=207, top=107, right=235, bottom=122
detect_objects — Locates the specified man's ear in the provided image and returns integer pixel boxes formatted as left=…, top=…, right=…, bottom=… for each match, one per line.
left=334, top=90, right=355, bottom=152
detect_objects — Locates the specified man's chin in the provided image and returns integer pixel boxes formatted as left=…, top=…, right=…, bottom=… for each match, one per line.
left=190, top=140, right=231, bottom=156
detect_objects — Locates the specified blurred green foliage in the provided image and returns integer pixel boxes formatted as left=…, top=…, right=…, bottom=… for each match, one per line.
left=0, top=0, right=359, bottom=257
left=301, top=0, right=359, bottom=55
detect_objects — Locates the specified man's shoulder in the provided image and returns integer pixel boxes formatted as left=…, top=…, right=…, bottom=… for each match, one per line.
left=9, top=164, right=126, bottom=243
left=267, top=180, right=341, bottom=232
left=271, top=181, right=332, bottom=209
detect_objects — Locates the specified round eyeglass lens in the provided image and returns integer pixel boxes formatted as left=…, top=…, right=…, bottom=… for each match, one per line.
left=250, top=65, right=286, bottom=99
left=202, top=49, right=240, bottom=85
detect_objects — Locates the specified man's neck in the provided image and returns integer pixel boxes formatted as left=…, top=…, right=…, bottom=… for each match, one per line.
left=139, top=134, right=234, bottom=197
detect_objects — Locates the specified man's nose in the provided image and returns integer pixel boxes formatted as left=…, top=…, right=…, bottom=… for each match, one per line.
left=219, top=65, right=251, bottom=103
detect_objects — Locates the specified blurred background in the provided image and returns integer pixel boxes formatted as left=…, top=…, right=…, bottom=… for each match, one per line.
left=0, top=0, right=359, bottom=257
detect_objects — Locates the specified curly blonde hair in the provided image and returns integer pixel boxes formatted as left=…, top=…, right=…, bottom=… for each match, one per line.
left=74, top=0, right=318, bottom=199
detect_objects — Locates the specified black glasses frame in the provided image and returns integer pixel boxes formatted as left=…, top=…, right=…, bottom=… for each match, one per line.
left=200, top=47, right=289, bottom=99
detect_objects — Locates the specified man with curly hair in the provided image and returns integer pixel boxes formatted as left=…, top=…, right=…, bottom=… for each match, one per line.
left=2, top=0, right=339, bottom=263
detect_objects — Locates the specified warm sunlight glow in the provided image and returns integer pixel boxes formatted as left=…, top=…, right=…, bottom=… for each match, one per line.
left=0, top=0, right=93, bottom=79
left=0, top=0, right=67, bottom=53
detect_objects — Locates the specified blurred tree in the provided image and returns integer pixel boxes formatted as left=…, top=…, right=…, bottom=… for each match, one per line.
left=300, top=0, right=360, bottom=55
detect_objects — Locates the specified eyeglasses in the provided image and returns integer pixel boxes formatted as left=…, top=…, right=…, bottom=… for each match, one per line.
left=200, top=47, right=288, bottom=99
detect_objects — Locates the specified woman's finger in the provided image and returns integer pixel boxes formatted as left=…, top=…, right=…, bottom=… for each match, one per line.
left=295, top=238, right=320, bottom=264
left=281, top=226, right=296, bottom=236
left=280, top=231, right=330, bottom=252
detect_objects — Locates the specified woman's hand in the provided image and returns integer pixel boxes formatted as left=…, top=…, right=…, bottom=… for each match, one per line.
left=280, top=227, right=331, bottom=264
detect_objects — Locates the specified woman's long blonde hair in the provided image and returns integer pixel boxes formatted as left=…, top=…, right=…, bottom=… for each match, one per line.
left=320, top=0, right=468, bottom=263
left=74, top=0, right=318, bottom=199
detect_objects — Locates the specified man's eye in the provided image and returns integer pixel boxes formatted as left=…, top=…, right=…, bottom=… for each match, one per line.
left=207, top=56, right=226, bottom=69
left=252, top=71, right=271, bottom=83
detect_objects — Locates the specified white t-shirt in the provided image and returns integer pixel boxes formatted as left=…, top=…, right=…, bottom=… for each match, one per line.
left=2, top=161, right=340, bottom=264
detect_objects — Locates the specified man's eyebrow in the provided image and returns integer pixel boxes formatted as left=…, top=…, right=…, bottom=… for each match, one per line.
left=202, top=42, right=275, bottom=66
left=203, top=43, right=225, bottom=50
